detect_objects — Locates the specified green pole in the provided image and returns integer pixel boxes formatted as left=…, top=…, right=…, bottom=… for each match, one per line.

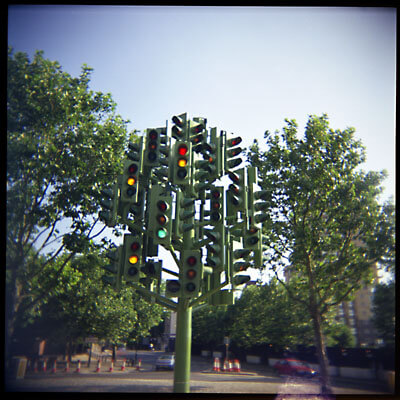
left=173, top=297, right=192, bottom=393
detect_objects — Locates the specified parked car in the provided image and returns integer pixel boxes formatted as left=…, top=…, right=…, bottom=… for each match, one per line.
left=273, top=358, right=318, bottom=378
left=155, top=354, right=175, bottom=371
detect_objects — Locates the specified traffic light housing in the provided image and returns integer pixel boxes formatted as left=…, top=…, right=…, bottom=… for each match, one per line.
left=224, top=133, right=243, bottom=172
left=170, top=141, right=192, bottom=186
left=121, top=158, right=141, bottom=204
left=181, top=249, right=202, bottom=298
left=226, top=168, right=247, bottom=216
left=102, top=246, right=123, bottom=290
left=175, top=190, right=195, bottom=235
left=205, top=187, right=225, bottom=271
left=148, top=185, right=173, bottom=246
left=171, top=113, right=187, bottom=140
left=99, top=183, right=119, bottom=227
left=123, top=233, right=144, bottom=282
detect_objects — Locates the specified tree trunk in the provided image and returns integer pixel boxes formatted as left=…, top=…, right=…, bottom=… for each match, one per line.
left=311, top=306, right=333, bottom=395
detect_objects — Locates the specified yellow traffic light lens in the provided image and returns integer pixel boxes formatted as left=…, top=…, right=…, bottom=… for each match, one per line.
left=178, top=158, right=187, bottom=167
left=186, top=269, right=196, bottom=279
left=129, top=255, right=139, bottom=264
left=127, top=177, right=136, bottom=186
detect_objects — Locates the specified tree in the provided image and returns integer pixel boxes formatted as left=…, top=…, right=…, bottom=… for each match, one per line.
left=6, top=48, right=130, bottom=360
left=248, top=114, right=395, bottom=394
left=372, top=280, right=395, bottom=348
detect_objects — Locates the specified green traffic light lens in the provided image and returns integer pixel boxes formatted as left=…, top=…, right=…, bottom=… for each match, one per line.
left=186, top=282, right=196, bottom=292
left=157, top=228, right=167, bottom=239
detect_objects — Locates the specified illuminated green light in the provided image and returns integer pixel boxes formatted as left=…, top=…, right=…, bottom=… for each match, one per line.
left=157, top=228, right=167, bottom=239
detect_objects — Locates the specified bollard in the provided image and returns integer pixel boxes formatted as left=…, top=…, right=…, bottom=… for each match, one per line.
left=95, top=359, right=101, bottom=373
left=51, top=359, right=57, bottom=374
left=213, top=357, right=220, bottom=372
left=136, top=359, right=141, bottom=371
left=222, top=359, right=229, bottom=372
left=65, top=361, right=70, bottom=373
left=228, top=359, right=233, bottom=372
left=121, top=359, right=126, bottom=371
left=109, top=360, right=114, bottom=372
left=75, top=360, right=81, bottom=373
left=233, top=359, right=241, bottom=372
left=42, top=359, right=47, bottom=373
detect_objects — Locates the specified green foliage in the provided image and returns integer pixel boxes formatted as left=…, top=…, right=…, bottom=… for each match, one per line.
left=248, top=114, right=395, bottom=313
left=6, top=47, right=132, bottom=346
left=14, top=252, right=163, bottom=347
left=372, top=280, right=395, bottom=347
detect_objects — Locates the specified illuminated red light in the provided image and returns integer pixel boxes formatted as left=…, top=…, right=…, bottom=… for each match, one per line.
left=178, top=144, right=188, bottom=156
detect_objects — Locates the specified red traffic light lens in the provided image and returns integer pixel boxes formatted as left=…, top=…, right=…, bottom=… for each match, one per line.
left=172, top=116, right=183, bottom=127
left=178, top=144, right=188, bottom=156
left=186, top=256, right=197, bottom=266
left=157, top=200, right=168, bottom=212
left=128, top=164, right=138, bottom=174
left=148, top=130, right=158, bottom=140
left=228, top=137, right=242, bottom=146
left=228, top=172, right=240, bottom=183
left=211, top=190, right=220, bottom=199
left=130, top=242, right=140, bottom=251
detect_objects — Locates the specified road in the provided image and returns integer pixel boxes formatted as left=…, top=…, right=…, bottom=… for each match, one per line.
left=6, top=350, right=392, bottom=395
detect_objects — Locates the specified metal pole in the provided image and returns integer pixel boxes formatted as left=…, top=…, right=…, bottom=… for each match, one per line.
left=173, top=298, right=192, bottom=393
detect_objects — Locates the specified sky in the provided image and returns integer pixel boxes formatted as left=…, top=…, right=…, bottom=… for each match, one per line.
left=8, top=6, right=396, bottom=282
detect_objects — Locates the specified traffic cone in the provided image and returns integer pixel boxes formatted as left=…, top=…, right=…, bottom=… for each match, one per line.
left=233, top=359, right=241, bottom=372
left=223, top=359, right=229, bottom=372
left=109, top=360, right=114, bottom=372
left=136, top=359, right=141, bottom=371
left=228, top=359, right=233, bottom=372
left=213, top=357, right=220, bottom=372
left=65, top=361, right=70, bottom=373
left=42, top=359, right=47, bottom=372
left=121, top=359, right=126, bottom=371
left=75, top=360, right=81, bottom=373
left=33, top=360, right=38, bottom=373
left=51, top=359, right=57, bottom=374
left=95, top=359, right=101, bottom=373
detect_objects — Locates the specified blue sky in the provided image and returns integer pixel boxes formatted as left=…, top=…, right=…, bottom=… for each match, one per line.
left=8, top=6, right=396, bottom=281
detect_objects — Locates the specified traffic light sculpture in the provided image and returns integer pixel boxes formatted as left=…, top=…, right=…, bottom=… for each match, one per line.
left=97, top=113, right=270, bottom=394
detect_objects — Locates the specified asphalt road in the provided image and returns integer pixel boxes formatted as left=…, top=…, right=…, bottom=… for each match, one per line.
left=6, top=350, right=392, bottom=395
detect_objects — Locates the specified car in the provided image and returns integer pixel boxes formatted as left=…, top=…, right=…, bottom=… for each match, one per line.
left=155, top=354, right=175, bottom=371
left=273, top=358, right=319, bottom=378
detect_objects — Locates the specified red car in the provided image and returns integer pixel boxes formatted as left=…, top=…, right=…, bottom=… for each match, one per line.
left=273, top=358, right=318, bottom=378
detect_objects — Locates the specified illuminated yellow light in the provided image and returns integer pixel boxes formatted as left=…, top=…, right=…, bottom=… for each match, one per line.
left=178, top=158, right=187, bottom=167
left=129, top=255, right=139, bottom=264
left=127, top=177, right=136, bottom=186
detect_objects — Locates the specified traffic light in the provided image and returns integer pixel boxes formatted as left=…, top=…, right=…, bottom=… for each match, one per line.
left=181, top=249, right=202, bottom=297
left=226, top=168, right=247, bottom=216
left=247, top=166, right=269, bottom=225
left=175, top=190, right=195, bottom=235
left=143, top=128, right=167, bottom=168
left=171, top=113, right=187, bottom=140
left=204, top=187, right=225, bottom=271
left=244, top=225, right=262, bottom=251
left=224, top=133, right=243, bottom=172
left=148, top=185, right=173, bottom=246
left=189, top=118, right=207, bottom=152
left=170, top=141, right=192, bottom=186
left=141, top=260, right=162, bottom=292
left=123, top=233, right=144, bottom=282
left=99, top=183, right=119, bottom=227
left=102, top=246, right=123, bottom=290
left=121, top=158, right=140, bottom=204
